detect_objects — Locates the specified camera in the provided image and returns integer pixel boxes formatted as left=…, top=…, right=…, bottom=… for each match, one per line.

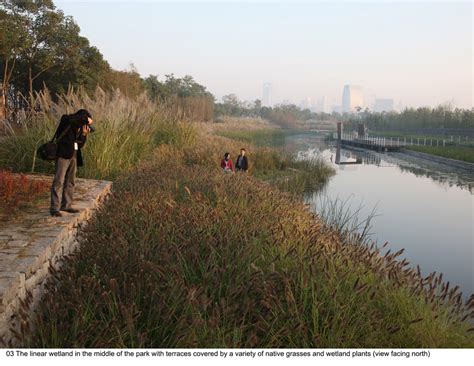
left=75, top=117, right=95, bottom=133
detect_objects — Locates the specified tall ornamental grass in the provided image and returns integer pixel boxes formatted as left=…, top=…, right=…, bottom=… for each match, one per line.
left=0, top=88, right=196, bottom=180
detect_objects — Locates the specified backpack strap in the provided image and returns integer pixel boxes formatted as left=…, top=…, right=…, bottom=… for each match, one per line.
left=51, top=124, right=72, bottom=143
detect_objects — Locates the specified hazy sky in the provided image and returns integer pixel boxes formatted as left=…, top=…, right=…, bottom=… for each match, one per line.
left=56, top=1, right=473, bottom=108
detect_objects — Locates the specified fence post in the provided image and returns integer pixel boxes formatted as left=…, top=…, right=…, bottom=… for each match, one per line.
left=423, top=138, right=426, bottom=146
left=436, top=140, right=439, bottom=147
left=417, top=138, right=420, bottom=146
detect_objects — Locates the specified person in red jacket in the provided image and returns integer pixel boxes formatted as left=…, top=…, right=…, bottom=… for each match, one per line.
left=220, top=152, right=234, bottom=173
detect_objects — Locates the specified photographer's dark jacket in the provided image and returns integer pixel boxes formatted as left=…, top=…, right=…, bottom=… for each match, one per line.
left=54, top=114, right=88, bottom=167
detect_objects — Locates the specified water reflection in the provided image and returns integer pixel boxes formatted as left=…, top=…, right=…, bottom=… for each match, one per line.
left=292, top=135, right=473, bottom=193
left=287, top=134, right=474, bottom=296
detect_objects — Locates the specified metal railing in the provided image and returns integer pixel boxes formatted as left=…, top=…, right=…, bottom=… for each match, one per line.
left=333, top=132, right=453, bottom=148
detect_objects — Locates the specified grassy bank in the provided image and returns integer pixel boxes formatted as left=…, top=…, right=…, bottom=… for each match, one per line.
left=8, top=133, right=473, bottom=347
left=216, top=129, right=287, bottom=147
left=210, top=119, right=334, bottom=194
left=404, top=145, right=474, bottom=164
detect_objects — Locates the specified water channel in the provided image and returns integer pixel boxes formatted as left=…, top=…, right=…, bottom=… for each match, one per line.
left=287, top=133, right=474, bottom=296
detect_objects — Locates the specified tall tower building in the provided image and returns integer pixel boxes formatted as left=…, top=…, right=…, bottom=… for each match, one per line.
left=342, top=85, right=363, bottom=113
left=262, top=82, right=272, bottom=107
left=317, top=96, right=329, bottom=113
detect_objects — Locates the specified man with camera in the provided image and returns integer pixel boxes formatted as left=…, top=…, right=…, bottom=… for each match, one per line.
left=50, top=109, right=94, bottom=217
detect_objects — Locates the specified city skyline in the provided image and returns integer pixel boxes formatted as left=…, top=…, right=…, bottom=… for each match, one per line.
left=56, top=1, right=473, bottom=109
left=257, top=84, right=395, bottom=114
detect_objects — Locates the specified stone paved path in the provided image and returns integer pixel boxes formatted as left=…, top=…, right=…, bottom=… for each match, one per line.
left=0, top=175, right=112, bottom=345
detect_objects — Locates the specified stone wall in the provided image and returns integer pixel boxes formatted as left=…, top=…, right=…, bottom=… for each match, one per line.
left=0, top=176, right=112, bottom=346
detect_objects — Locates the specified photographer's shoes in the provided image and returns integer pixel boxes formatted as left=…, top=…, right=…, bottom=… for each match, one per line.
left=50, top=210, right=63, bottom=217
left=60, top=207, right=80, bottom=213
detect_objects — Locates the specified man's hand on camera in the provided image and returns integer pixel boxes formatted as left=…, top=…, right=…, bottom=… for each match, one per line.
left=82, top=125, right=90, bottom=135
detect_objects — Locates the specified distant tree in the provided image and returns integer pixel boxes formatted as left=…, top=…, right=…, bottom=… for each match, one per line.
left=1, top=0, right=110, bottom=110
left=103, top=66, right=145, bottom=98
left=144, top=74, right=161, bottom=101
left=144, top=73, right=213, bottom=101
left=0, top=1, right=27, bottom=115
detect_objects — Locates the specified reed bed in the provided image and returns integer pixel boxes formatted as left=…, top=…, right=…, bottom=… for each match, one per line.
left=7, top=141, right=474, bottom=348
left=0, top=88, right=196, bottom=180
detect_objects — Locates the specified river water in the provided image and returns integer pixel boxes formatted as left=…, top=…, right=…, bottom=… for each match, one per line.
left=287, top=134, right=474, bottom=297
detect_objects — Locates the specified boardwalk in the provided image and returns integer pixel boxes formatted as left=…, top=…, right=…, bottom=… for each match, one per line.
left=335, top=133, right=406, bottom=152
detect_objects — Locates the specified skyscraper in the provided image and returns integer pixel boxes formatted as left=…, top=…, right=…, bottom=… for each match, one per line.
left=300, top=97, right=312, bottom=110
left=342, top=85, right=363, bottom=113
left=262, top=82, right=272, bottom=107
left=317, top=96, right=329, bottom=113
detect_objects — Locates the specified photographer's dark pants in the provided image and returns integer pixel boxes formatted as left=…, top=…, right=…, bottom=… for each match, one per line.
left=50, top=152, right=77, bottom=213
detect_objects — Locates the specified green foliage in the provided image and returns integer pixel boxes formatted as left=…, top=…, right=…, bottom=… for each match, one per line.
left=153, top=120, right=197, bottom=147
left=0, top=0, right=110, bottom=101
left=350, top=106, right=474, bottom=131
left=144, top=74, right=213, bottom=101
left=144, top=74, right=214, bottom=121
left=216, top=129, right=287, bottom=147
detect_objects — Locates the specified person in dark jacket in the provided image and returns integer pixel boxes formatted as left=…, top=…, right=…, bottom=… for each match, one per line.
left=50, top=109, right=93, bottom=217
left=235, top=148, right=248, bottom=172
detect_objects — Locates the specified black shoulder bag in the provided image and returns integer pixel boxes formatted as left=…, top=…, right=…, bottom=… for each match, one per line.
left=36, top=124, right=72, bottom=161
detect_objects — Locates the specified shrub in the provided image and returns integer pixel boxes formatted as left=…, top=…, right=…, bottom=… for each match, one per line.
left=0, top=170, right=49, bottom=219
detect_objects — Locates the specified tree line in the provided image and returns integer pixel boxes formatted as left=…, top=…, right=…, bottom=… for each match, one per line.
left=215, top=94, right=336, bottom=128
left=347, top=106, right=474, bottom=132
left=0, top=0, right=213, bottom=121
left=215, top=94, right=474, bottom=131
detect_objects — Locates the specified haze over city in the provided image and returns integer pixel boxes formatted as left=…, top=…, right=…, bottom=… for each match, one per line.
left=56, top=0, right=473, bottom=109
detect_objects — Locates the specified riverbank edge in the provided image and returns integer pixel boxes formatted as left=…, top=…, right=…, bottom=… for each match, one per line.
left=399, top=148, right=474, bottom=173
left=0, top=177, right=112, bottom=347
